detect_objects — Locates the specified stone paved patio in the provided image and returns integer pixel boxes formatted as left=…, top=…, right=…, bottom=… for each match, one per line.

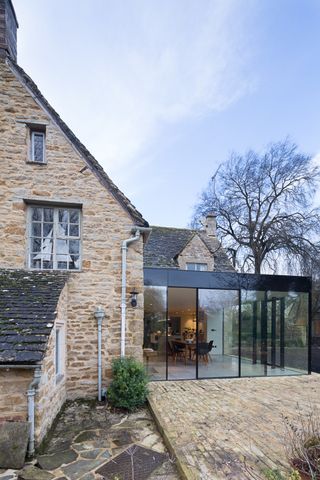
left=0, top=400, right=180, bottom=480
left=148, top=374, right=320, bottom=480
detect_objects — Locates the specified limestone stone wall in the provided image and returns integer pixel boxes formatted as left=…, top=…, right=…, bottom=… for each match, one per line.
left=0, top=368, right=32, bottom=422
left=0, top=58, right=145, bottom=403
left=178, top=235, right=214, bottom=271
left=35, top=284, right=68, bottom=443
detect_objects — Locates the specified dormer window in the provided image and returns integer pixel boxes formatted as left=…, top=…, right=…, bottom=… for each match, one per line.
left=186, top=263, right=208, bottom=271
left=30, top=130, right=45, bottom=163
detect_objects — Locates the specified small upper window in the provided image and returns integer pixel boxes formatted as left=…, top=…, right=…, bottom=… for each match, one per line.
left=186, top=263, right=208, bottom=271
left=30, top=130, right=45, bottom=163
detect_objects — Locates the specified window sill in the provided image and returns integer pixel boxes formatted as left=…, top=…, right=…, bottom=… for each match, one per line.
left=26, top=161, right=47, bottom=165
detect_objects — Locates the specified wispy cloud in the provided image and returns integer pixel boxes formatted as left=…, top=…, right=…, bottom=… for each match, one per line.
left=16, top=0, right=257, bottom=179
left=90, top=0, right=257, bottom=175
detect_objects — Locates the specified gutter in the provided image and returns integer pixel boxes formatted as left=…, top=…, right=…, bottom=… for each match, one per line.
left=0, top=364, right=39, bottom=369
left=94, top=306, right=105, bottom=401
left=121, top=226, right=151, bottom=357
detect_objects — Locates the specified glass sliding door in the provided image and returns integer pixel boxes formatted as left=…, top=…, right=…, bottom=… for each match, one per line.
left=198, top=289, right=239, bottom=378
left=167, top=288, right=197, bottom=380
left=241, top=291, right=267, bottom=376
left=283, top=292, right=309, bottom=373
left=241, top=290, right=309, bottom=376
left=143, top=286, right=167, bottom=380
left=267, top=296, right=285, bottom=370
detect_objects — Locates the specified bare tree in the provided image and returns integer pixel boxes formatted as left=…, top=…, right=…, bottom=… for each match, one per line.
left=193, top=139, right=320, bottom=274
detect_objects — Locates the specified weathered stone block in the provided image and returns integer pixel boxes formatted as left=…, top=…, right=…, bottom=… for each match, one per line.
left=17, top=465, right=54, bottom=480
left=0, top=421, right=29, bottom=469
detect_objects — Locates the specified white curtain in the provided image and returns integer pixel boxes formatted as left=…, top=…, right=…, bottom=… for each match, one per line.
left=34, top=225, right=72, bottom=262
left=34, top=229, right=53, bottom=261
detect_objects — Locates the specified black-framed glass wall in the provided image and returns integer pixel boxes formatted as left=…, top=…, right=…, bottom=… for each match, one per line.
left=241, top=290, right=309, bottom=376
left=143, top=286, right=167, bottom=380
left=143, top=269, right=311, bottom=381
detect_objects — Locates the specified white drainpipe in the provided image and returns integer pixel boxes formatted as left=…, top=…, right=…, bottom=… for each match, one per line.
left=94, top=306, right=105, bottom=401
left=27, top=367, right=41, bottom=457
left=121, top=226, right=151, bottom=357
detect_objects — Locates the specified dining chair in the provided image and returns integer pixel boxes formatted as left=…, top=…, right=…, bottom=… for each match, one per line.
left=192, top=342, right=213, bottom=364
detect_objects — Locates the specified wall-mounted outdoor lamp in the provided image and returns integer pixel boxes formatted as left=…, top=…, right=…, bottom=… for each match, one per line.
left=130, top=289, right=138, bottom=308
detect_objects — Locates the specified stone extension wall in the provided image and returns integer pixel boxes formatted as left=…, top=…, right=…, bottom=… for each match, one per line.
left=178, top=234, right=214, bottom=271
left=0, top=284, right=68, bottom=446
left=35, top=284, right=68, bottom=443
left=0, top=56, right=145, bottom=411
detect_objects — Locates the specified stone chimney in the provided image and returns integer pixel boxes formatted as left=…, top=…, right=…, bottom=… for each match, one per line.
left=205, top=213, right=217, bottom=236
left=0, top=0, right=18, bottom=62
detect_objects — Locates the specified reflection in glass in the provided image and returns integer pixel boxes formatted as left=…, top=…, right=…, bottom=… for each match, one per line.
left=43, top=208, right=53, bottom=222
left=167, top=288, right=197, bottom=380
left=241, top=290, right=309, bottom=376
left=198, top=290, right=239, bottom=378
left=143, top=286, right=167, bottom=380
left=283, top=291, right=308, bottom=372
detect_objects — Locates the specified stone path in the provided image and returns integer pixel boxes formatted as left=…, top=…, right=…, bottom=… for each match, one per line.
left=0, top=401, right=180, bottom=480
left=148, top=374, right=320, bottom=480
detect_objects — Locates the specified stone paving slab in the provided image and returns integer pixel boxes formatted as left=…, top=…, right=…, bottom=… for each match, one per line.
left=148, top=374, right=320, bottom=480
left=0, top=401, right=180, bottom=480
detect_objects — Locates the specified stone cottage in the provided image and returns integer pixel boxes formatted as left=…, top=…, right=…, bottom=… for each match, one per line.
left=0, top=0, right=149, bottom=454
left=0, top=0, right=311, bottom=459
left=0, top=0, right=234, bottom=454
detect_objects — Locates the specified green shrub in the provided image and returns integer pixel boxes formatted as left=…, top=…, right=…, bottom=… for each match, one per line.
left=107, top=357, right=149, bottom=411
left=264, top=469, right=300, bottom=480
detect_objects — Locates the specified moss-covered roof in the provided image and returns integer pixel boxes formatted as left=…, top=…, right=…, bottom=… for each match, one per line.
left=0, top=269, right=67, bottom=365
left=144, top=226, right=235, bottom=271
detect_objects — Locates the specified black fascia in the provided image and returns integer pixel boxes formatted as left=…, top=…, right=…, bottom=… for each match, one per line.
left=144, top=268, right=311, bottom=293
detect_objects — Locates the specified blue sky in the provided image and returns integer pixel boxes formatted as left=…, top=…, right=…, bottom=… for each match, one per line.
left=13, top=0, right=320, bottom=227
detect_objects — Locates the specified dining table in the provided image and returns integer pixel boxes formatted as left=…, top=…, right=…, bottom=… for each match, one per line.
left=171, top=339, right=196, bottom=361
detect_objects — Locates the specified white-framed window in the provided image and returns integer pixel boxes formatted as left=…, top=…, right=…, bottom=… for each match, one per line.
left=55, top=328, right=62, bottom=376
left=30, top=130, right=45, bottom=163
left=28, top=206, right=81, bottom=270
left=55, top=324, right=65, bottom=381
left=186, top=262, right=208, bottom=271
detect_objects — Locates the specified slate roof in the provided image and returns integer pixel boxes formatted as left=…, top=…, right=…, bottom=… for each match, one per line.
left=0, top=269, right=68, bottom=365
left=144, top=226, right=235, bottom=271
left=197, top=232, right=235, bottom=272
left=7, top=58, right=148, bottom=228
